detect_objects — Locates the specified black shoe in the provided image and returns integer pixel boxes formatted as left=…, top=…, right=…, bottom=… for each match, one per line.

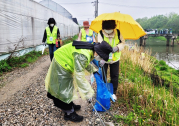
left=64, top=111, right=83, bottom=122
left=73, top=103, right=81, bottom=111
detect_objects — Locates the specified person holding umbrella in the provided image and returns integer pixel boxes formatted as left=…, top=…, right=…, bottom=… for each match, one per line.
left=45, top=41, right=113, bottom=122
left=90, top=12, right=146, bottom=100
left=96, top=20, right=125, bottom=100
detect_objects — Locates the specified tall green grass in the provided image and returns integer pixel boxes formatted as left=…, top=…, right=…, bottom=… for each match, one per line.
left=154, top=60, right=179, bottom=97
left=115, top=46, right=179, bottom=125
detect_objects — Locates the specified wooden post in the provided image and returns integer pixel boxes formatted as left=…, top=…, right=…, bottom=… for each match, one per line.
left=171, top=39, right=175, bottom=47
left=143, top=39, right=146, bottom=46
left=171, top=35, right=177, bottom=47
left=166, top=46, right=169, bottom=53
left=140, top=36, right=148, bottom=46
left=143, top=35, right=148, bottom=46
left=165, top=35, right=172, bottom=46
left=166, top=38, right=170, bottom=46
left=140, top=37, right=143, bottom=46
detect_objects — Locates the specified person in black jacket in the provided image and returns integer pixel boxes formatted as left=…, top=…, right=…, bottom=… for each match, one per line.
left=42, top=18, right=60, bottom=61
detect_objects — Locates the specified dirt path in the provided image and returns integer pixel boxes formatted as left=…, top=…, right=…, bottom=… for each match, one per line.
left=0, top=56, right=51, bottom=104
left=0, top=55, right=121, bottom=126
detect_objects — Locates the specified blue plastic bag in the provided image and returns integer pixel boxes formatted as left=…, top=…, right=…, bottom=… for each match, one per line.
left=92, top=59, right=113, bottom=94
left=94, top=72, right=111, bottom=111
left=92, top=59, right=115, bottom=111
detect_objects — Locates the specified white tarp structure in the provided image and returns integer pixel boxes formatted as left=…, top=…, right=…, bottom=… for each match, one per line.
left=39, top=0, right=73, bottom=20
left=0, top=0, right=79, bottom=55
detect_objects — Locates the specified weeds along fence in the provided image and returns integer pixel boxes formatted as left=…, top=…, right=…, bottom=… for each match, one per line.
left=116, top=45, right=179, bottom=125
left=0, top=0, right=79, bottom=55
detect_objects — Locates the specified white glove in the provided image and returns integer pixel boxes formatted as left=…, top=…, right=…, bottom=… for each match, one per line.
left=112, top=94, right=117, bottom=101
left=99, top=59, right=106, bottom=67
left=42, top=42, right=46, bottom=46
left=118, top=43, right=125, bottom=52
left=112, top=46, right=119, bottom=53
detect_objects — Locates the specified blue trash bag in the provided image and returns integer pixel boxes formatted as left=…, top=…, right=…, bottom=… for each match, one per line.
left=92, top=59, right=99, bottom=67
left=94, top=72, right=111, bottom=111
left=92, top=59, right=113, bottom=94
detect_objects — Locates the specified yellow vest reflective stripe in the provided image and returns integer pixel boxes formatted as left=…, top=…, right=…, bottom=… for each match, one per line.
left=103, top=30, right=122, bottom=62
left=54, top=43, right=93, bottom=72
left=81, top=28, right=93, bottom=42
left=46, top=26, right=58, bottom=44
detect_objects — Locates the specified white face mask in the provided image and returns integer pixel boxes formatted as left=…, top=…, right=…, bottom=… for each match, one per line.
left=104, top=29, right=114, bottom=34
left=50, top=24, right=54, bottom=27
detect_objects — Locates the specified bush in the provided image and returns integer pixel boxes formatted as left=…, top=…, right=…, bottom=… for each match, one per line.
left=26, top=57, right=37, bottom=63
left=0, top=60, right=12, bottom=72
left=159, top=60, right=166, bottom=65
left=171, top=69, right=179, bottom=75
left=20, top=63, right=29, bottom=68
left=160, top=66, right=168, bottom=71
left=0, top=50, right=43, bottom=73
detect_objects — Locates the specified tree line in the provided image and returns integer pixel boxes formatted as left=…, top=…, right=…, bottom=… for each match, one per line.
left=136, top=12, right=179, bottom=34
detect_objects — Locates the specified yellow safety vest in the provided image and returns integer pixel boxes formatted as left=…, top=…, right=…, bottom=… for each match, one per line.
left=46, top=26, right=58, bottom=44
left=81, top=28, right=93, bottom=42
left=54, top=43, right=93, bottom=72
left=103, top=30, right=122, bottom=62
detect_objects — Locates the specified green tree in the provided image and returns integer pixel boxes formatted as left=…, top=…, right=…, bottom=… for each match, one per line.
left=136, top=12, right=179, bottom=34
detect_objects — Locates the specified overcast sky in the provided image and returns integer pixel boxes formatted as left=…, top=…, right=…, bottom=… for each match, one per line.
left=34, top=0, right=179, bottom=23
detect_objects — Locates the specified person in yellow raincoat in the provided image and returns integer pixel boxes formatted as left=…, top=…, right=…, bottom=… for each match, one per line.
left=45, top=41, right=113, bottom=122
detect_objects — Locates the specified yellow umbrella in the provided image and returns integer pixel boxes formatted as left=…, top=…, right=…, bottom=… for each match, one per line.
left=90, top=12, right=146, bottom=40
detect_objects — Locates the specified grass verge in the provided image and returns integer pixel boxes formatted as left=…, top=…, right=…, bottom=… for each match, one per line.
left=0, top=50, right=49, bottom=75
left=115, top=46, right=179, bottom=125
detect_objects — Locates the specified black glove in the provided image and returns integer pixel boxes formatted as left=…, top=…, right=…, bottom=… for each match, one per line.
left=93, top=71, right=100, bottom=75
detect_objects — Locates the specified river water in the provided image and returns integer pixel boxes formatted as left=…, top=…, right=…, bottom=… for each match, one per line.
left=126, top=38, right=179, bottom=70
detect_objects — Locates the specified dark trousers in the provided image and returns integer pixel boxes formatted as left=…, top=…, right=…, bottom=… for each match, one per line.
left=102, top=61, right=119, bottom=94
left=47, top=92, right=73, bottom=110
left=48, top=44, right=56, bottom=61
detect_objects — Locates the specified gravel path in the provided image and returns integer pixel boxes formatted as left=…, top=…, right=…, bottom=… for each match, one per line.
left=0, top=55, right=123, bottom=126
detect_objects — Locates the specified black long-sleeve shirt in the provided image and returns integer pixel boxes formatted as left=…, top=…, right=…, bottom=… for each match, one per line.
left=42, top=26, right=60, bottom=43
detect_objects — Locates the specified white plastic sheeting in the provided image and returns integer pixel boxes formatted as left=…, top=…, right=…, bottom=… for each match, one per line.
left=39, top=0, right=72, bottom=20
left=0, top=0, right=79, bottom=55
